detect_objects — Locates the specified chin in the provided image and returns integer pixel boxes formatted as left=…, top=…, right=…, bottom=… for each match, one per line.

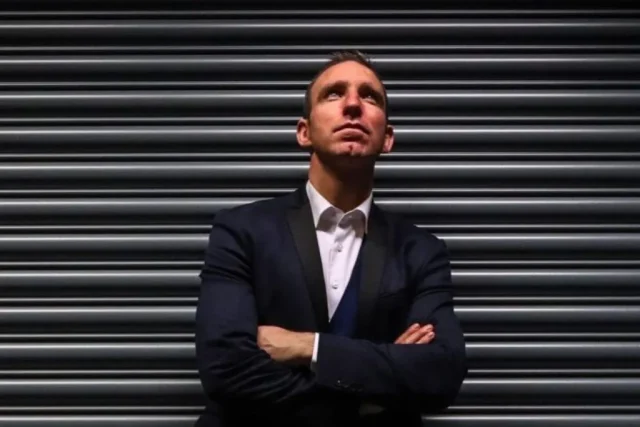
left=333, top=141, right=370, bottom=156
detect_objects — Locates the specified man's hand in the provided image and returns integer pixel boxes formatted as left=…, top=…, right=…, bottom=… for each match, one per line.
left=257, top=325, right=315, bottom=366
left=395, top=323, right=435, bottom=344
left=257, top=323, right=434, bottom=365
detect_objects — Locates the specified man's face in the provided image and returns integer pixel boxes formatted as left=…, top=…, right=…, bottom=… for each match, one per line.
left=296, top=60, right=394, bottom=161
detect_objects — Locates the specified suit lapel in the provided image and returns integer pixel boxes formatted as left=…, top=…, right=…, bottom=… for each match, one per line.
left=356, top=204, right=388, bottom=337
left=286, top=188, right=330, bottom=332
left=285, top=187, right=389, bottom=336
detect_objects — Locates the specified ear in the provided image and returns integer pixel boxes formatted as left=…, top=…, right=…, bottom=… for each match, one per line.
left=296, top=118, right=312, bottom=150
left=382, top=124, right=394, bottom=153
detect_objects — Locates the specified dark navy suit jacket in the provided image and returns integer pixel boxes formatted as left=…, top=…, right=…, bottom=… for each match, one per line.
left=194, top=186, right=467, bottom=426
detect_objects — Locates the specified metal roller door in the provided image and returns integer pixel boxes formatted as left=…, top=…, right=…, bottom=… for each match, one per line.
left=1, top=2, right=639, bottom=426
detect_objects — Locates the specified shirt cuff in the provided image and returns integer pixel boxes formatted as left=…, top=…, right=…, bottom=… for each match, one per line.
left=310, top=332, right=319, bottom=371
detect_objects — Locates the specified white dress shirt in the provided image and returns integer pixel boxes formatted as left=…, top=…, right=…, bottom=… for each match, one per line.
left=306, top=180, right=372, bottom=366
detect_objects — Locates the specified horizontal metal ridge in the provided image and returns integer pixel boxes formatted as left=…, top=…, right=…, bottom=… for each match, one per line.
left=471, top=369, right=640, bottom=377
left=450, top=405, right=640, bottom=413
left=1, top=306, right=639, bottom=328
left=1, top=332, right=634, bottom=341
left=0, top=370, right=195, bottom=378
left=4, top=332, right=634, bottom=342
left=0, top=405, right=201, bottom=413
left=0, top=19, right=638, bottom=33
left=0, top=342, right=638, bottom=365
left=1, top=115, right=640, bottom=127
left=2, top=188, right=640, bottom=196
left=453, top=269, right=640, bottom=289
left=0, top=232, right=639, bottom=249
left=460, top=378, right=640, bottom=400
left=3, top=224, right=640, bottom=233
left=1, top=126, right=639, bottom=147
left=1, top=90, right=639, bottom=109
left=0, top=333, right=194, bottom=341
left=2, top=45, right=640, bottom=55
left=0, top=297, right=196, bottom=304
left=460, top=296, right=640, bottom=303
left=0, top=378, right=638, bottom=404
left=0, top=343, right=192, bottom=359
left=3, top=260, right=640, bottom=270
left=1, top=233, right=639, bottom=261
left=2, top=269, right=640, bottom=297
left=0, top=378, right=199, bottom=397
left=2, top=16, right=639, bottom=22
left=1, top=197, right=639, bottom=213
left=1, top=163, right=638, bottom=183
left=422, top=415, right=640, bottom=426
left=5, top=153, right=640, bottom=162
left=458, top=306, right=640, bottom=330
left=0, top=0, right=631, bottom=8
left=3, top=79, right=640, bottom=89
left=0, top=271, right=197, bottom=287
left=0, top=56, right=638, bottom=78
left=3, top=9, right=640, bottom=17
left=0, top=414, right=637, bottom=427
left=457, top=260, right=640, bottom=267
left=3, top=296, right=640, bottom=305
left=0, top=261, right=204, bottom=269
left=1, top=369, right=638, bottom=378
left=466, top=333, right=640, bottom=340
left=468, top=343, right=640, bottom=360
left=0, top=417, right=196, bottom=427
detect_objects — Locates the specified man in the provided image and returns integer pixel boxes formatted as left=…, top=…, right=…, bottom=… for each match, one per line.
left=195, top=50, right=467, bottom=426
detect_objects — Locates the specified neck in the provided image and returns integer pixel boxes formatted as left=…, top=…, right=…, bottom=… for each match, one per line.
left=308, top=153, right=374, bottom=212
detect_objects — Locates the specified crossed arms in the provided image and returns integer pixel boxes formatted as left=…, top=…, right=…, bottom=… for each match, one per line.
left=195, top=210, right=467, bottom=412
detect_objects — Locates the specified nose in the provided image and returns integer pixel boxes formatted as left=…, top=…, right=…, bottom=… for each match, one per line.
left=342, top=89, right=363, bottom=118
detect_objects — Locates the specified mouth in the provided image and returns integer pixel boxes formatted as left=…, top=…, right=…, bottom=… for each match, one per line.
left=334, top=122, right=370, bottom=134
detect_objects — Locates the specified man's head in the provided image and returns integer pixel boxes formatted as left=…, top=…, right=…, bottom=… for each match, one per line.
left=296, top=50, right=394, bottom=165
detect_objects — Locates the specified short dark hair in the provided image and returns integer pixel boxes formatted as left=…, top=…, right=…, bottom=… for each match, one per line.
left=302, top=50, right=388, bottom=120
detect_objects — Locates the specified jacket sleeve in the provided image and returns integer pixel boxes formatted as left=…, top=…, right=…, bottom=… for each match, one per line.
left=313, top=235, right=467, bottom=413
left=195, top=209, right=317, bottom=406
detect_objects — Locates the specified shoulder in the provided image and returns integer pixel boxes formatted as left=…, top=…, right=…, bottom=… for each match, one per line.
left=377, top=207, right=450, bottom=270
left=208, top=191, right=293, bottom=232
left=377, top=207, right=452, bottom=283
left=202, top=193, right=292, bottom=259
left=379, top=207, right=447, bottom=250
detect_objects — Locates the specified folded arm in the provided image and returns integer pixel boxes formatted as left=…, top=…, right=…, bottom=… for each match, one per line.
left=195, top=210, right=317, bottom=406
left=313, top=236, right=467, bottom=413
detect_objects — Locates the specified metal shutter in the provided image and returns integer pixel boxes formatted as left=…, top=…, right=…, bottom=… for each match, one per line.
left=1, top=2, right=638, bottom=426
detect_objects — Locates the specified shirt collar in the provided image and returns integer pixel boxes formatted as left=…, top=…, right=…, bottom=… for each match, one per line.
left=305, top=180, right=372, bottom=233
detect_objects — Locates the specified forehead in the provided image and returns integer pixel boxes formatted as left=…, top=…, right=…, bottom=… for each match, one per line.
left=311, top=60, right=384, bottom=96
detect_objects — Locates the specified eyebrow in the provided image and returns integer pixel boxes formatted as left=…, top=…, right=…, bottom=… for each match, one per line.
left=316, top=80, right=347, bottom=102
left=316, top=80, right=385, bottom=106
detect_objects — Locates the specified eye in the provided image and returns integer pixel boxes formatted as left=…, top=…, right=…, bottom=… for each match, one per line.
left=360, top=88, right=381, bottom=104
left=363, top=93, right=380, bottom=105
left=326, top=90, right=341, bottom=99
left=320, top=82, right=347, bottom=101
